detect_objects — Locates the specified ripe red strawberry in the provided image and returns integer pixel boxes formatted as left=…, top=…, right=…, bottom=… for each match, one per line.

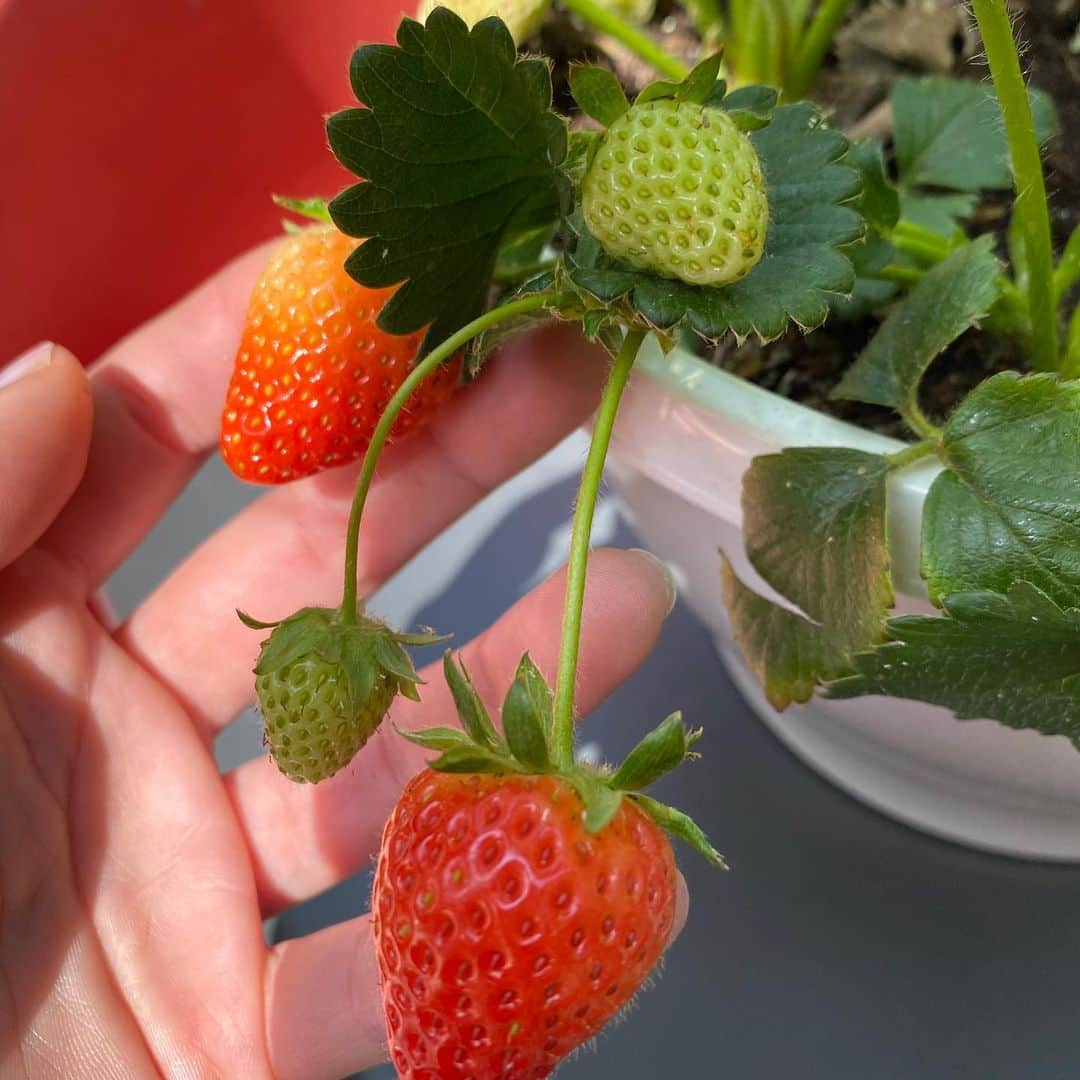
left=220, top=226, right=460, bottom=484
left=374, top=770, right=676, bottom=1079
left=375, top=654, right=724, bottom=1078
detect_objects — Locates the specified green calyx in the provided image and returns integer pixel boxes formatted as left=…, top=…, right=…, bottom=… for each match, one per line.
left=242, top=606, right=444, bottom=699
left=400, top=652, right=727, bottom=867
left=272, top=194, right=332, bottom=230
left=240, top=606, right=445, bottom=782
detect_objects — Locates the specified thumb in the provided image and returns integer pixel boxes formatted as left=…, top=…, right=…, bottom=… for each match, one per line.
left=0, top=342, right=93, bottom=570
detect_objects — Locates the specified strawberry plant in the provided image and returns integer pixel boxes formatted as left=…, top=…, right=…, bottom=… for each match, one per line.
left=220, top=0, right=1080, bottom=1071
left=222, top=4, right=857, bottom=1069
left=723, top=0, right=1080, bottom=737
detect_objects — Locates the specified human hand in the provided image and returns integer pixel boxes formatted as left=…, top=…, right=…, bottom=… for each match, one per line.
left=0, top=244, right=684, bottom=1078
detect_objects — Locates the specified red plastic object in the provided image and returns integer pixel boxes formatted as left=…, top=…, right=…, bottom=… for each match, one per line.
left=0, top=0, right=409, bottom=364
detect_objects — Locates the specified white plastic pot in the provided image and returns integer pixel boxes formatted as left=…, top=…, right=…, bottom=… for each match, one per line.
left=608, top=337, right=1080, bottom=861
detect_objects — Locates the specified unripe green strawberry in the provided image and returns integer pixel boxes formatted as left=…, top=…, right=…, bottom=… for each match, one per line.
left=245, top=607, right=442, bottom=784
left=581, top=98, right=768, bottom=287
left=256, top=654, right=397, bottom=784
left=416, top=0, right=552, bottom=44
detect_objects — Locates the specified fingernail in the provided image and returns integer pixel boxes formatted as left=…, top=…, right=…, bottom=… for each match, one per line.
left=667, top=870, right=690, bottom=948
left=629, top=548, right=677, bottom=615
left=0, top=342, right=53, bottom=391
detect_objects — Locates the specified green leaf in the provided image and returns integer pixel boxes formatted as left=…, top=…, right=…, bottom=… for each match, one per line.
left=493, top=222, right=557, bottom=282
left=398, top=679, right=422, bottom=703
left=392, top=628, right=451, bottom=647
left=832, top=238, right=1001, bottom=417
left=568, top=65, right=629, bottom=127
left=897, top=191, right=977, bottom=238
left=829, top=273, right=897, bottom=322
left=674, top=53, right=724, bottom=104
left=567, top=773, right=624, bottom=833
left=1053, top=223, right=1080, bottom=303
left=721, top=557, right=841, bottom=710
left=846, top=138, right=899, bottom=232
left=513, top=653, right=553, bottom=738
left=892, top=75, right=1057, bottom=193
left=237, top=610, right=280, bottom=631
left=922, top=372, right=1080, bottom=609
left=610, top=712, right=700, bottom=791
left=829, top=234, right=897, bottom=321
left=633, top=794, right=727, bottom=867
left=828, top=583, right=1080, bottom=742
left=429, top=745, right=519, bottom=775
left=581, top=310, right=606, bottom=340
left=397, top=726, right=478, bottom=752
left=253, top=608, right=333, bottom=675
left=501, top=678, right=551, bottom=770
left=340, top=638, right=377, bottom=709
left=1068, top=305, right=1080, bottom=373
left=742, top=448, right=893, bottom=660
left=443, top=652, right=501, bottom=750
left=637, top=54, right=724, bottom=107
left=327, top=9, right=566, bottom=348
left=569, top=102, right=862, bottom=341
left=562, top=130, right=601, bottom=189
left=373, top=638, right=421, bottom=685
left=715, top=84, right=778, bottom=131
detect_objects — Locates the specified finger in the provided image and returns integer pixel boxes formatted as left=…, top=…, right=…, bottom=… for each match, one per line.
left=0, top=343, right=92, bottom=570
left=263, top=915, right=384, bottom=1080
left=670, top=870, right=690, bottom=946
left=117, top=324, right=608, bottom=736
left=37, top=243, right=276, bottom=588
left=263, top=869, right=690, bottom=1080
left=227, top=548, right=676, bottom=915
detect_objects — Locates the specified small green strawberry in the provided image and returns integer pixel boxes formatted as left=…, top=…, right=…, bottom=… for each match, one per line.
left=581, top=97, right=768, bottom=287
left=243, top=607, right=443, bottom=783
left=415, top=0, right=552, bottom=44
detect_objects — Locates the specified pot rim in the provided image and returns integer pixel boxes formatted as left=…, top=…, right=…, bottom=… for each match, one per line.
left=613, top=336, right=943, bottom=600
left=626, top=335, right=940, bottom=490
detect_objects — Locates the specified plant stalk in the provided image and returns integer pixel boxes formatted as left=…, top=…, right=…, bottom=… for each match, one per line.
left=561, top=0, right=689, bottom=82
left=969, top=0, right=1058, bottom=370
left=682, top=0, right=722, bottom=36
left=551, top=329, right=646, bottom=768
left=1064, top=304, right=1080, bottom=380
left=784, top=0, right=855, bottom=100
left=890, top=232, right=952, bottom=266
left=873, top=264, right=923, bottom=287
left=887, top=439, right=938, bottom=471
left=340, top=292, right=565, bottom=623
left=1053, top=224, right=1080, bottom=303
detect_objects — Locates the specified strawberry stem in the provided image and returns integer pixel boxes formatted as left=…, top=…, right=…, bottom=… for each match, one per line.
left=784, top=0, right=855, bottom=101
left=968, top=0, right=1058, bottom=371
left=340, top=292, right=569, bottom=625
left=551, top=329, right=646, bottom=768
left=561, top=0, right=689, bottom=82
